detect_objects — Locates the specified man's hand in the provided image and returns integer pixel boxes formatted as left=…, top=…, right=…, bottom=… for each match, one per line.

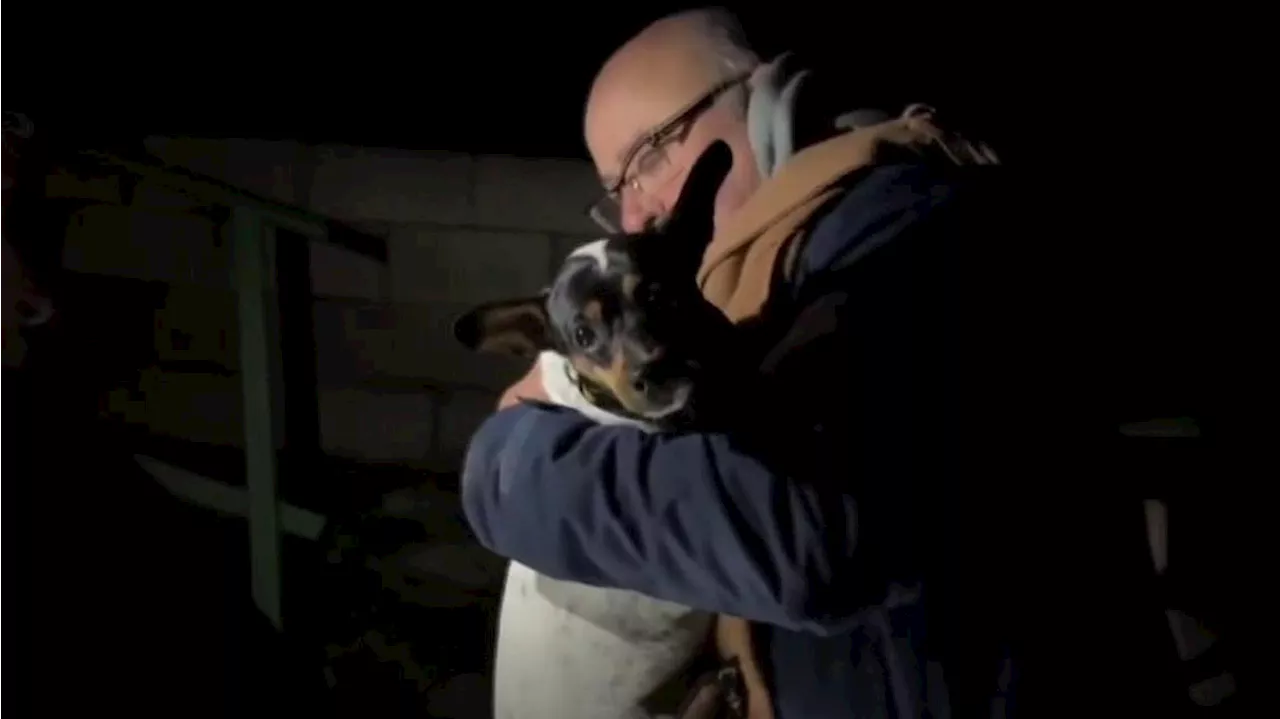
left=498, top=361, right=549, bottom=410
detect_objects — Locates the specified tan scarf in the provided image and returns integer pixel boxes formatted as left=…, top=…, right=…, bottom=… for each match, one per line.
left=698, top=106, right=999, bottom=325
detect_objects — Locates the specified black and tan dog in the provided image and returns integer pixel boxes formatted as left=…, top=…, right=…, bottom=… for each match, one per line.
left=454, top=142, right=740, bottom=430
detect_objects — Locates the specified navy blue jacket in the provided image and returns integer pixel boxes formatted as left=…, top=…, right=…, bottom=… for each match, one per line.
left=462, top=162, right=1014, bottom=718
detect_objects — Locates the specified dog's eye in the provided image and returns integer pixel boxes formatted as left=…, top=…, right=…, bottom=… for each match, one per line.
left=573, top=325, right=596, bottom=349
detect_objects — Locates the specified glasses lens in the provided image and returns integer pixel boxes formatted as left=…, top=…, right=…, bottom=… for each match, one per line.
left=587, top=195, right=621, bottom=234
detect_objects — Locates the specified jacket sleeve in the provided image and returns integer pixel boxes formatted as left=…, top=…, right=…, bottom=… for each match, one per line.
left=463, top=401, right=859, bottom=634
left=462, top=163, right=964, bottom=634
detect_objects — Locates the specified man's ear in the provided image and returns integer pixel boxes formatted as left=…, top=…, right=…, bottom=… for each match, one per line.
left=452, top=294, right=552, bottom=359
left=661, top=141, right=733, bottom=269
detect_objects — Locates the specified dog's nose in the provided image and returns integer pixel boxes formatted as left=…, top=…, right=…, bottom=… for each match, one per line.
left=628, top=365, right=651, bottom=394
left=628, top=353, right=674, bottom=395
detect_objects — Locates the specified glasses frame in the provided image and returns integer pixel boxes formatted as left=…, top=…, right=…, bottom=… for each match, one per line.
left=586, top=74, right=748, bottom=232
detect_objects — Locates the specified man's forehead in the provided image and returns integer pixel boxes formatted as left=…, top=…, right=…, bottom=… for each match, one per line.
left=588, top=107, right=665, bottom=187
left=586, top=73, right=709, bottom=185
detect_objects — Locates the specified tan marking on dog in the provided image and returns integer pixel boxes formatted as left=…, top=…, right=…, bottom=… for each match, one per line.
left=582, top=298, right=604, bottom=323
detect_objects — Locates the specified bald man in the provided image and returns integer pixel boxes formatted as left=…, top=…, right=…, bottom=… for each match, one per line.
left=466, top=9, right=1025, bottom=719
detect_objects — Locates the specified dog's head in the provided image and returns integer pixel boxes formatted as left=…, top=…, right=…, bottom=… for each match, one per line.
left=454, top=142, right=736, bottom=422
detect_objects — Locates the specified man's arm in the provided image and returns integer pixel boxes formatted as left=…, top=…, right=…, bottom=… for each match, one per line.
left=464, top=403, right=859, bottom=634
left=463, top=163, right=968, bottom=633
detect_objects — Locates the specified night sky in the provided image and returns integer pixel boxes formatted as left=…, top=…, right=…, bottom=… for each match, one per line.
left=11, top=6, right=1025, bottom=159
left=6, top=7, right=1235, bottom=436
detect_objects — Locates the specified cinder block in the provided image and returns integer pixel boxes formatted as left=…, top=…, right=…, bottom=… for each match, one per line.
left=310, top=241, right=388, bottom=300
left=309, top=145, right=473, bottom=225
left=144, top=136, right=308, bottom=206
left=62, top=206, right=230, bottom=288
left=318, top=388, right=437, bottom=462
left=474, top=155, right=602, bottom=235
left=144, top=136, right=227, bottom=180
left=154, top=286, right=240, bottom=369
left=45, top=170, right=124, bottom=203
left=223, top=138, right=311, bottom=206
left=134, top=368, right=245, bottom=446
left=312, top=299, right=530, bottom=392
left=130, top=180, right=204, bottom=211
left=382, top=484, right=472, bottom=542
left=434, top=388, right=500, bottom=467
left=312, top=300, right=394, bottom=385
left=388, top=227, right=552, bottom=305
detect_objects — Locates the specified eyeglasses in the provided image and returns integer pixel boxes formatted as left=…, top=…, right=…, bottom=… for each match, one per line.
left=586, top=75, right=748, bottom=233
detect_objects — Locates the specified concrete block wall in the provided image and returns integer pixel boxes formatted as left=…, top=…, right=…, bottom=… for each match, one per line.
left=106, top=137, right=605, bottom=468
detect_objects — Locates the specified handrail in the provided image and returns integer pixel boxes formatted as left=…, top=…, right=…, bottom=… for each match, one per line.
left=58, top=147, right=388, bottom=262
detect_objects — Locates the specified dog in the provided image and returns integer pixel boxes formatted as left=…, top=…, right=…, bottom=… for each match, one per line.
left=456, top=143, right=768, bottom=719
left=454, top=144, right=740, bottom=432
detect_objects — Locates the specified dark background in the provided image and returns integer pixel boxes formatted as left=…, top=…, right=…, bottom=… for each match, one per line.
left=5, top=7, right=1254, bottom=714
left=5, top=5, right=1239, bottom=424
left=10, top=5, right=1238, bottom=426
left=10, top=5, right=1038, bottom=158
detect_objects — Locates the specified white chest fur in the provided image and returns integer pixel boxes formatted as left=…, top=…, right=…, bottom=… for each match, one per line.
left=492, top=350, right=713, bottom=719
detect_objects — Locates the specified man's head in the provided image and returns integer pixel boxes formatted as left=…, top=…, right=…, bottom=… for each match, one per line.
left=584, top=8, right=762, bottom=234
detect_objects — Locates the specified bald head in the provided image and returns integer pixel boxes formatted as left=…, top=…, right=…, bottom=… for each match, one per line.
left=584, top=9, right=762, bottom=232
left=585, top=8, right=757, bottom=180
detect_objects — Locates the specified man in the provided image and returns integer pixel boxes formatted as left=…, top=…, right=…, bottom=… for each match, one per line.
left=463, top=10, right=1171, bottom=718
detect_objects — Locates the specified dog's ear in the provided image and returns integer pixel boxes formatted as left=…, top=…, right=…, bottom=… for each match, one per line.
left=663, top=141, right=733, bottom=254
left=452, top=295, right=552, bottom=359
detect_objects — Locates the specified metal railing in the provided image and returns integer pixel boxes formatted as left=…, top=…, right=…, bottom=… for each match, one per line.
left=64, top=148, right=389, bottom=630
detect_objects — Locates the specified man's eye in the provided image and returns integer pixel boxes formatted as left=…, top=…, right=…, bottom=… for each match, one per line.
left=573, top=325, right=596, bottom=349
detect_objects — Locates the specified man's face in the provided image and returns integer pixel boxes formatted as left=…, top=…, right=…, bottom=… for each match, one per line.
left=586, top=80, right=760, bottom=235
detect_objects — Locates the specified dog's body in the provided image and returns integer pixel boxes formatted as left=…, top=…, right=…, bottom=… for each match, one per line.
left=458, top=144, right=763, bottom=718
left=494, top=284, right=715, bottom=716
left=471, top=240, right=714, bottom=719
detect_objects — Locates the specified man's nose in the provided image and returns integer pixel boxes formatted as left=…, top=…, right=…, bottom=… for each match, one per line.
left=619, top=192, right=665, bottom=234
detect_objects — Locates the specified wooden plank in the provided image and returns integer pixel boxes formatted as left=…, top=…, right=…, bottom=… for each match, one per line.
left=232, top=206, right=285, bottom=629
left=135, top=454, right=326, bottom=540
left=61, top=148, right=388, bottom=261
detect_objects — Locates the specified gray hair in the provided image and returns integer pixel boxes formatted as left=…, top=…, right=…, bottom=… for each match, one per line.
left=691, top=7, right=760, bottom=78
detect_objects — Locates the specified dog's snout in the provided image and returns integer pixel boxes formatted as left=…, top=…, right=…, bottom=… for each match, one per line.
left=627, top=350, right=676, bottom=395
left=628, top=361, right=653, bottom=394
